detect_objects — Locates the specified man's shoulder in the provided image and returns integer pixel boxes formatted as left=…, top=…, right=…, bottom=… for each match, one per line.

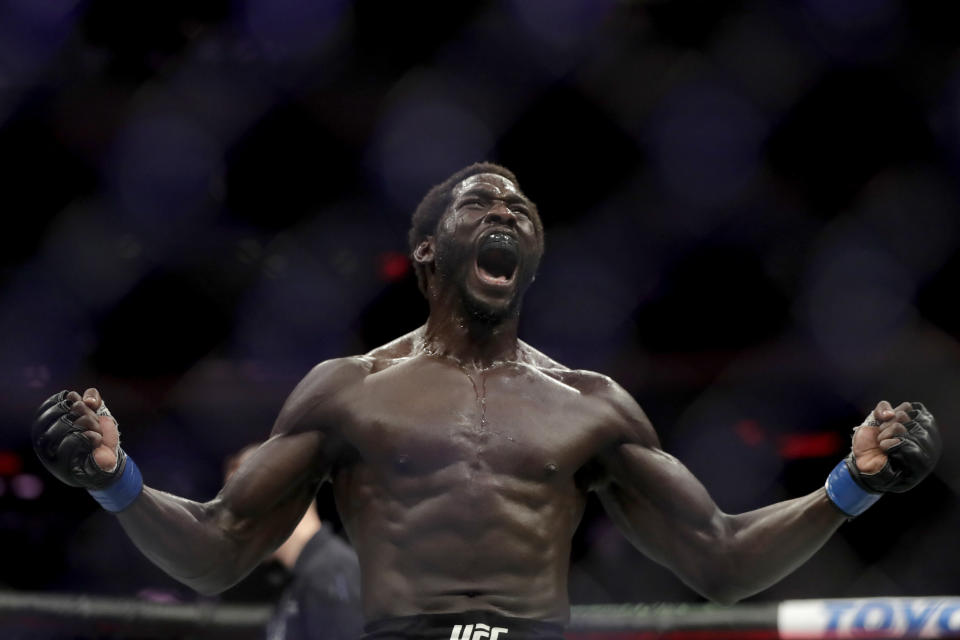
left=272, top=356, right=375, bottom=437
left=518, top=343, right=623, bottom=398
left=364, top=327, right=423, bottom=360
left=533, top=366, right=616, bottom=396
left=521, top=352, right=658, bottom=447
left=517, top=340, right=568, bottom=371
left=300, top=329, right=425, bottom=391
left=558, top=371, right=645, bottom=429
left=291, top=356, right=377, bottom=405
left=305, top=355, right=376, bottom=382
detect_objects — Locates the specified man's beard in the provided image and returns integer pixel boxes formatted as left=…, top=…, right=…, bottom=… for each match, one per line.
left=459, top=279, right=522, bottom=325
left=434, top=236, right=531, bottom=325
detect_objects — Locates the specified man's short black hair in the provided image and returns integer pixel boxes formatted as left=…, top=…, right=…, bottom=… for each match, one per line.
left=408, top=162, right=542, bottom=296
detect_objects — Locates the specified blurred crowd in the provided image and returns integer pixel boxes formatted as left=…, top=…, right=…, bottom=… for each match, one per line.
left=1, top=0, right=958, bottom=609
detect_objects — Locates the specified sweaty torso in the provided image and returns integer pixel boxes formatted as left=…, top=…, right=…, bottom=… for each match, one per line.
left=324, top=334, right=623, bottom=623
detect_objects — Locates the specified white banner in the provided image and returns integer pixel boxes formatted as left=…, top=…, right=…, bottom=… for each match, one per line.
left=778, top=597, right=960, bottom=638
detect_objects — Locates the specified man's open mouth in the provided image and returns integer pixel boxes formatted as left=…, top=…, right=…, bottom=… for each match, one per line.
left=475, top=232, right=519, bottom=285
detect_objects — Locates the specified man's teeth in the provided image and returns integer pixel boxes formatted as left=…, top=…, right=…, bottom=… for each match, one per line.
left=478, top=267, right=511, bottom=284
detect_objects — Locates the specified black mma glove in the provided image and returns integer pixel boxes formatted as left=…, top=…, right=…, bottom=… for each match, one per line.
left=826, top=402, right=942, bottom=517
left=32, top=390, right=142, bottom=511
left=847, top=401, right=941, bottom=493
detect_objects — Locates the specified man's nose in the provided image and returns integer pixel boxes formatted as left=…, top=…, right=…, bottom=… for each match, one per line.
left=483, top=203, right=517, bottom=226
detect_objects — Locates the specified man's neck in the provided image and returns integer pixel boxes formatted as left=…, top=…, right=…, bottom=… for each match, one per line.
left=420, top=309, right=520, bottom=370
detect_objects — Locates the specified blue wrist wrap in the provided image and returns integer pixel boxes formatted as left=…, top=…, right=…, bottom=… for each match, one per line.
left=88, top=457, right=143, bottom=513
left=824, top=459, right=881, bottom=517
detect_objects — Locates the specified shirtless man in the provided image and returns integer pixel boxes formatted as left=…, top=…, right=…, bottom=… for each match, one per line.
left=33, top=163, right=941, bottom=640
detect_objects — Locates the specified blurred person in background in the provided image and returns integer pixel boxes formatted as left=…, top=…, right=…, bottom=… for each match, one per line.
left=224, top=444, right=363, bottom=640
left=32, top=163, right=940, bottom=640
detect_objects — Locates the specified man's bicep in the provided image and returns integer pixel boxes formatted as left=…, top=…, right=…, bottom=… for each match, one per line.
left=196, top=431, right=327, bottom=578
left=217, top=358, right=363, bottom=547
left=224, top=357, right=368, bottom=511
left=595, top=382, right=724, bottom=542
left=595, top=441, right=729, bottom=586
left=270, top=357, right=364, bottom=439
left=219, top=430, right=327, bottom=517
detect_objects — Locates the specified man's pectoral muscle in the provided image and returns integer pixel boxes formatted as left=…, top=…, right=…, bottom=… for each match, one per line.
left=329, top=357, right=604, bottom=623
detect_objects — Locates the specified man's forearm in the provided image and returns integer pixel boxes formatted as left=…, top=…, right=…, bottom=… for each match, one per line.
left=115, top=487, right=253, bottom=595
left=709, top=488, right=846, bottom=604
left=32, top=387, right=333, bottom=595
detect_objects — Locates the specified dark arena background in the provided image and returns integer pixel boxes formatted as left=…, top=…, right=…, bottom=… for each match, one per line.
left=1, top=0, right=960, bottom=638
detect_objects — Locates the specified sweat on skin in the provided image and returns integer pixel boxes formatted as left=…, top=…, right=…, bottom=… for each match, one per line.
left=32, top=165, right=940, bottom=628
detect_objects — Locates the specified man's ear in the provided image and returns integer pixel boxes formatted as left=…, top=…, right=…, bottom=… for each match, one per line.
left=412, top=237, right=435, bottom=264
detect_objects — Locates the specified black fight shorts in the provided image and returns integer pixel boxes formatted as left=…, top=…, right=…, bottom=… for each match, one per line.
left=361, top=611, right=566, bottom=640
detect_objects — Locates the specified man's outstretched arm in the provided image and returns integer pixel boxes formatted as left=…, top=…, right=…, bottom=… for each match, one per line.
left=31, top=358, right=364, bottom=595
left=113, top=427, right=326, bottom=595
left=592, top=387, right=940, bottom=605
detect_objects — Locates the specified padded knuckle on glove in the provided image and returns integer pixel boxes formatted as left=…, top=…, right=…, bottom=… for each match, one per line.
left=881, top=438, right=906, bottom=454
left=36, top=390, right=70, bottom=416
left=32, top=390, right=123, bottom=490
left=850, top=420, right=941, bottom=494
left=56, top=433, right=94, bottom=487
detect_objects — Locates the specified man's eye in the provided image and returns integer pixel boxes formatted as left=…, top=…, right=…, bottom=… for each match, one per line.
left=510, top=207, right=530, bottom=216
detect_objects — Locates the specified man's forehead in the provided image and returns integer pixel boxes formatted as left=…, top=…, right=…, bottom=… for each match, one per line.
left=452, top=173, right=521, bottom=198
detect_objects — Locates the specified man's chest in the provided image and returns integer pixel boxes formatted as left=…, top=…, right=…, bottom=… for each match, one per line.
left=337, top=359, right=614, bottom=480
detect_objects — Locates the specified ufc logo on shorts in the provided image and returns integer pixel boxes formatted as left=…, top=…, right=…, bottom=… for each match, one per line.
left=449, top=622, right=508, bottom=640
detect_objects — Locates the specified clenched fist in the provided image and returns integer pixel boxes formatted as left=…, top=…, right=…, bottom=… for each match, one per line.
left=849, top=400, right=941, bottom=493
left=32, top=389, right=126, bottom=490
